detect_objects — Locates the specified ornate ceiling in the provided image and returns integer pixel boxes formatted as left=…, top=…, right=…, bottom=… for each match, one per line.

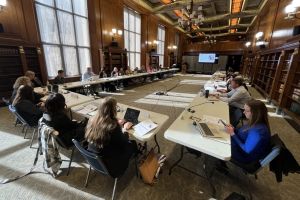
left=141, top=0, right=268, bottom=42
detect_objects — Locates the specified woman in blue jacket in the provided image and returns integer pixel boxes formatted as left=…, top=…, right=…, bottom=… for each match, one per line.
left=226, top=99, right=271, bottom=165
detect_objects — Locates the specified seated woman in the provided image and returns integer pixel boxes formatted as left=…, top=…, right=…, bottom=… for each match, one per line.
left=12, top=85, right=43, bottom=126
left=99, top=67, right=108, bottom=91
left=85, top=97, right=138, bottom=178
left=11, top=76, right=44, bottom=104
left=43, top=93, right=86, bottom=147
left=226, top=99, right=271, bottom=170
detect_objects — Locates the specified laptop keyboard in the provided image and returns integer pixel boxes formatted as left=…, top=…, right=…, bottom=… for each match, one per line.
left=199, top=123, right=214, bottom=136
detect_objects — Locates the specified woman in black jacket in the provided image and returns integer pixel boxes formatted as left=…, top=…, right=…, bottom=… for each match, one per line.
left=85, top=97, right=137, bottom=178
left=43, top=93, right=86, bottom=147
left=12, top=85, right=43, bottom=126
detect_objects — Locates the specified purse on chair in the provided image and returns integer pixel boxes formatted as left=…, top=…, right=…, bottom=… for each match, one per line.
left=138, top=149, right=159, bottom=185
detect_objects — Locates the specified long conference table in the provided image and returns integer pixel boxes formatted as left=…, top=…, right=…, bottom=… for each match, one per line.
left=59, top=68, right=179, bottom=90
left=164, top=80, right=230, bottom=197
left=33, top=69, right=178, bottom=151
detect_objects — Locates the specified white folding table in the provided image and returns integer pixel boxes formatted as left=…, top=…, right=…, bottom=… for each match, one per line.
left=71, top=99, right=169, bottom=153
left=164, top=95, right=231, bottom=197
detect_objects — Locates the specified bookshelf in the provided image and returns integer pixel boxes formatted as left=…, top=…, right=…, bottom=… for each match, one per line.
left=254, top=52, right=280, bottom=97
left=243, top=55, right=255, bottom=83
left=103, top=47, right=127, bottom=73
left=280, top=48, right=300, bottom=124
left=149, top=53, right=159, bottom=70
left=24, top=47, right=43, bottom=82
left=0, top=45, right=24, bottom=99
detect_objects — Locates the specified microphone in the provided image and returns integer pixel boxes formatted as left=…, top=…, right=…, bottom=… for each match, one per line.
left=187, top=101, right=214, bottom=113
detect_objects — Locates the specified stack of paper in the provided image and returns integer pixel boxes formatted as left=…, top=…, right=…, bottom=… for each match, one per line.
left=134, top=119, right=158, bottom=137
left=77, top=104, right=98, bottom=115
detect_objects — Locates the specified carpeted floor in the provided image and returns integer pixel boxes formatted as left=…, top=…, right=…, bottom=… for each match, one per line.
left=1, top=74, right=300, bottom=200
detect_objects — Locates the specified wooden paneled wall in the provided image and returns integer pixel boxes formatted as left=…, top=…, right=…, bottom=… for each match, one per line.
left=183, top=41, right=245, bottom=54
left=0, top=0, right=185, bottom=97
left=247, top=0, right=300, bottom=51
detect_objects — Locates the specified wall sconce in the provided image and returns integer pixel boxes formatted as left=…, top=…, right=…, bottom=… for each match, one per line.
left=109, top=28, right=123, bottom=47
left=146, top=40, right=159, bottom=52
left=285, top=0, right=300, bottom=19
left=245, top=41, right=251, bottom=47
left=109, top=28, right=123, bottom=41
left=0, top=0, right=7, bottom=11
left=255, top=32, right=263, bottom=39
left=167, top=45, right=178, bottom=50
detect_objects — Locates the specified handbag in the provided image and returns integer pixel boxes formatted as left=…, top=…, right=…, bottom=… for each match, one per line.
left=138, top=149, right=159, bottom=185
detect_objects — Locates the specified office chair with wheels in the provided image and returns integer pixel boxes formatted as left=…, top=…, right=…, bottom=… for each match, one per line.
left=72, top=139, right=119, bottom=200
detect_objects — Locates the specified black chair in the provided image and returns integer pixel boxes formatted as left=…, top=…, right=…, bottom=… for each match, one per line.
left=239, top=111, right=247, bottom=126
left=51, top=133, right=75, bottom=176
left=8, top=104, right=23, bottom=127
left=72, top=139, right=118, bottom=200
left=8, top=105, right=37, bottom=148
left=2, top=97, right=10, bottom=106
left=232, top=138, right=281, bottom=179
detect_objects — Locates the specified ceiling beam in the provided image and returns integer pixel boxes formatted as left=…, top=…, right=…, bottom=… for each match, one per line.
left=194, top=24, right=251, bottom=32
left=153, top=0, right=217, bottom=13
left=189, top=31, right=247, bottom=38
left=173, top=10, right=258, bottom=26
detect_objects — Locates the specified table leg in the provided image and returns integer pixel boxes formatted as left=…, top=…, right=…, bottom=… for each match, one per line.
left=203, top=155, right=217, bottom=197
left=168, top=145, right=184, bottom=175
left=154, top=135, right=160, bottom=153
left=69, top=109, right=73, bottom=120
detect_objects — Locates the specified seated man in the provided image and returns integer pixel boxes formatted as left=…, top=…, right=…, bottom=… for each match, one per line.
left=111, top=67, right=119, bottom=77
left=53, top=70, right=65, bottom=85
left=25, top=70, right=42, bottom=87
left=82, top=67, right=95, bottom=81
left=219, top=77, right=252, bottom=127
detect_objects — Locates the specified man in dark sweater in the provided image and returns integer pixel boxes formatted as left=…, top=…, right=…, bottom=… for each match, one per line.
left=53, top=70, right=65, bottom=85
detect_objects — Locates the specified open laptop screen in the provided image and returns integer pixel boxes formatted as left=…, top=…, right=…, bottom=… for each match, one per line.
left=124, top=108, right=140, bottom=125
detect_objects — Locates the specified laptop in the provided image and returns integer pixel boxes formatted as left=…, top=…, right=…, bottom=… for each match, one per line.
left=194, top=121, right=221, bottom=138
left=90, top=75, right=99, bottom=81
left=124, top=108, right=140, bottom=125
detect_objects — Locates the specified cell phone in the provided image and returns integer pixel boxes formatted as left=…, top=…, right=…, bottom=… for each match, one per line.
left=218, top=119, right=227, bottom=126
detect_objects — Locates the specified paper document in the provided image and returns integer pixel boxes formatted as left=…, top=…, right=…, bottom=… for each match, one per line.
left=77, top=104, right=98, bottom=115
left=202, top=115, right=227, bottom=126
left=88, top=110, right=97, bottom=116
left=134, top=119, right=158, bottom=137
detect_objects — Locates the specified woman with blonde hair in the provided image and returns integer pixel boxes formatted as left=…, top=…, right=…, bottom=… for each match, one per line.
left=85, top=97, right=137, bottom=178
left=12, top=85, right=43, bottom=126
left=10, top=76, right=31, bottom=102
left=11, top=76, right=44, bottom=104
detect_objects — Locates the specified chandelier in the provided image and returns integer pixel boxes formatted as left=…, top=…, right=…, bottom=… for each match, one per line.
left=177, top=0, right=204, bottom=32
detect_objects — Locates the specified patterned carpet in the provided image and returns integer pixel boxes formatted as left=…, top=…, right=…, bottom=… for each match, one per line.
left=0, top=74, right=300, bottom=200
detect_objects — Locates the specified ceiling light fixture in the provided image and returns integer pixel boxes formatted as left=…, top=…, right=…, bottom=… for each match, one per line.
left=177, top=0, right=205, bottom=32
left=245, top=41, right=251, bottom=47
left=0, top=0, right=6, bottom=11
left=284, top=0, right=300, bottom=19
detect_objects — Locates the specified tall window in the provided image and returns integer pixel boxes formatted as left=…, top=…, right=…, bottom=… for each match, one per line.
left=124, top=7, right=141, bottom=70
left=35, top=0, right=91, bottom=77
left=157, top=25, right=165, bottom=67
